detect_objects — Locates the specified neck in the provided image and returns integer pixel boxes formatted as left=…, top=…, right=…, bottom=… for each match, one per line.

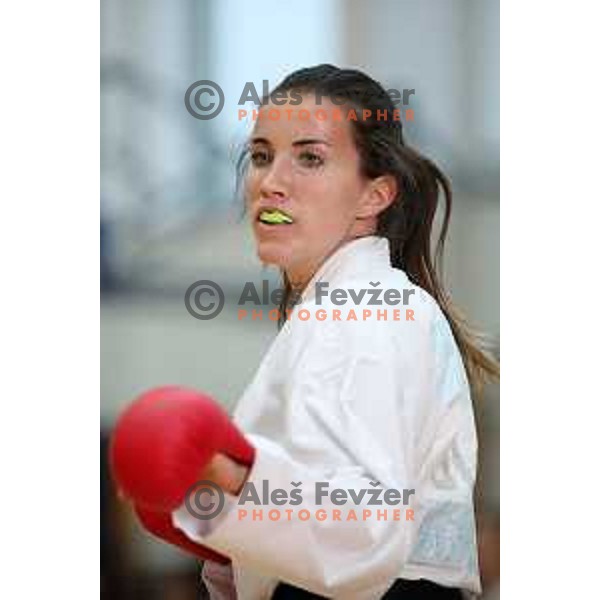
left=285, top=230, right=377, bottom=294
left=286, top=263, right=318, bottom=295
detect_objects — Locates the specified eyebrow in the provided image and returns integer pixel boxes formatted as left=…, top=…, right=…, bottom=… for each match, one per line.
left=250, top=137, right=332, bottom=147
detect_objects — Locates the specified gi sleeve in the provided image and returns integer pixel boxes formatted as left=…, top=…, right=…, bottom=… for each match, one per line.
left=172, top=311, right=479, bottom=596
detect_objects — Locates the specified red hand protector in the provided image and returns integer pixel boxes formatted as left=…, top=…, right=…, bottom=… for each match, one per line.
left=110, top=386, right=255, bottom=512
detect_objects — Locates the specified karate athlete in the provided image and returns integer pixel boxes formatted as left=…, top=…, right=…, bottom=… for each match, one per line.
left=111, top=65, right=499, bottom=599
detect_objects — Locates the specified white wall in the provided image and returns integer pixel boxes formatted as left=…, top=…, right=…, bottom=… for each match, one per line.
left=101, top=296, right=277, bottom=426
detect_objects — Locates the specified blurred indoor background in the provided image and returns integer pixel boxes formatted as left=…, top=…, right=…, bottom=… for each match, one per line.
left=101, top=0, right=499, bottom=598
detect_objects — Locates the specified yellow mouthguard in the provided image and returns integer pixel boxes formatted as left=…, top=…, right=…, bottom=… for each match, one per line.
left=259, top=209, right=294, bottom=224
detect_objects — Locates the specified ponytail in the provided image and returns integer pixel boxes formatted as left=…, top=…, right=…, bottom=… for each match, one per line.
left=376, top=144, right=499, bottom=398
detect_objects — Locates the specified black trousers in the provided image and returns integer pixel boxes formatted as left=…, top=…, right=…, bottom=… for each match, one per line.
left=271, top=578, right=463, bottom=599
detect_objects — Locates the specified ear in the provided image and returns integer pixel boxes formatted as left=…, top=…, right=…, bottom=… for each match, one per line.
left=355, top=175, right=397, bottom=220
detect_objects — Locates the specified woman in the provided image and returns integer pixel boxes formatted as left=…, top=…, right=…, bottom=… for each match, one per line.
left=113, top=64, right=499, bottom=599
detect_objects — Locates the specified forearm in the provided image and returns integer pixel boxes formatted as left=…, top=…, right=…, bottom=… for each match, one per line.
left=173, top=434, right=412, bottom=598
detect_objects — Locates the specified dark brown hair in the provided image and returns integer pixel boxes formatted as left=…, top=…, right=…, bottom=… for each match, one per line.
left=239, top=64, right=499, bottom=396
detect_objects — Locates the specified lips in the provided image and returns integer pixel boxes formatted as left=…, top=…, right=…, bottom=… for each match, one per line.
left=257, top=207, right=294, bottom=225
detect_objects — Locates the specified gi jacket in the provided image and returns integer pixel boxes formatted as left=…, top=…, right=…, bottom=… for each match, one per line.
left=173, top=235, right=481, bottom=599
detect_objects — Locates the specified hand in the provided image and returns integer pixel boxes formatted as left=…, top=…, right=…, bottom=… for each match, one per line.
left=203, top=452, right=250, bottom=496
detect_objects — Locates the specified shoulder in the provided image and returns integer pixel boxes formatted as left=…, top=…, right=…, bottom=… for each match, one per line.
left=288, top=265, right=450, bottom=364
left=323, top=266, right=443, bottom=341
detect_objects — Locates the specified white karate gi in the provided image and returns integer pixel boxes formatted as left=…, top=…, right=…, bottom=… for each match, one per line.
left=173, top=235, right=481, bottom=599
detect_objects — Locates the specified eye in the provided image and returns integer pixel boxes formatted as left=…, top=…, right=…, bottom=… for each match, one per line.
left=298, top=150, right=324, bottom=168
left=250, top=148, right=272, bottom=167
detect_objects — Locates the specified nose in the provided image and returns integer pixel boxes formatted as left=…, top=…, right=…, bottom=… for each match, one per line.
left=258, top=154, right=292, bottom=199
